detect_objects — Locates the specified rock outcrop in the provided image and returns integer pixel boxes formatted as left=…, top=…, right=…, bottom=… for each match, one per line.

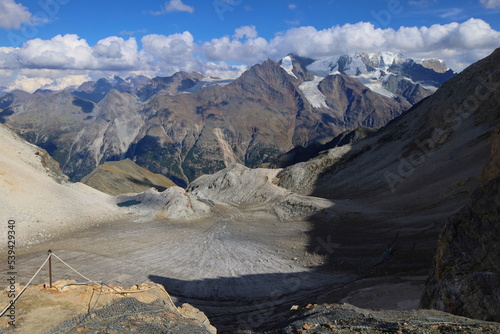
left=187, top=164, right=336, bottom=221
left=0, top=280, right=216, bottom=334
left=117, top=187, right=212, bottom=221
left=420, top=123, right=500, bottom=321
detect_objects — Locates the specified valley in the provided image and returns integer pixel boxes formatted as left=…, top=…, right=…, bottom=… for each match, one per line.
left=7, top=201, right=428, bottom=332
left=0, top=47, right=499, bottom=333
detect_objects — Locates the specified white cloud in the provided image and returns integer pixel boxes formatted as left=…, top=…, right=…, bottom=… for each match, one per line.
left=234, top=25, right=258, bottom=39
left=151, top=0, right=194, bottom=14
left=203, top=32, right=270, bottom=65
left=0, top=0, right=32, bottom=29
left=141, top=32, right=194, bottom=63
left=92, top=36, right=141, bottom=70
left=2, top=19, right=500, bottom=92
left=0, top=47, right=18, bottom=69
left=480, top=0, right=500, bottom=8
left=6, top=71, right=91, bottom=93
left=17, top=34, right=94, bottom=69
left=201, top=61, right=247, bottom=79
left=203, top=19, right=500, bottom=69
left=288, top=3, right=297, bottom=10
left=16, top=34, right=141, bottom=71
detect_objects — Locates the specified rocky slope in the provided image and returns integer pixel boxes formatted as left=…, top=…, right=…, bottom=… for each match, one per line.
left=81, top=158, right=176, bottom=195
left=264, top=303, right=500, bottom=333
left=0, top=53, right=452, bottom=185
left=420, top=123, right=500, bottom=321
left=0, top=124, right=128, bottom=248
left=270, top=126, right=377, bottom=168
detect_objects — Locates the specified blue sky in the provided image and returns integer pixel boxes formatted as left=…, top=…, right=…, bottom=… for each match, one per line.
left=1, top=0, right=500, bottom=92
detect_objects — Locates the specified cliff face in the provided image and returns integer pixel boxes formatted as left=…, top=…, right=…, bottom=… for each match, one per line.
left=420, top=124, right=500, bottom=321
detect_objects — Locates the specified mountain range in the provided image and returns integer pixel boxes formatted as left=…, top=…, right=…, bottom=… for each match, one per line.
left=0, top=48, right=499, bottom=332
left=0, top=52, right=454, bottom=185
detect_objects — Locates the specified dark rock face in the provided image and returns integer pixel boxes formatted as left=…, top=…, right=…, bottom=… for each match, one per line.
left=389, top=59, right=455, bottom=87
left=270, top=127, right=377, bottom=168
left=382, top=75, right=432, bottom=105
left=421, top=124, right=500, bottom=322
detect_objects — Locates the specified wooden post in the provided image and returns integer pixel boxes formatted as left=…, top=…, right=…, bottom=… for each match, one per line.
left=48, top=250, right=52, bottom=288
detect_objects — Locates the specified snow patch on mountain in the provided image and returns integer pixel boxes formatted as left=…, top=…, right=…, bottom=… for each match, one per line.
left=280, top=55, right=298, bottom=79
left=356, top=74, right=396, bottom=98
left=299, top=76, right=328, bottom=109
left=306, top=56, right=342, bottom=77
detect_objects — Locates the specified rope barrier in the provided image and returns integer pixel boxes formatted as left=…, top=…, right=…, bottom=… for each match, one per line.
left=0, top=253, right=51, bottom=318
left=0, top=251, right=166, bottom=320
left=50, top=253, right=97, bottom=284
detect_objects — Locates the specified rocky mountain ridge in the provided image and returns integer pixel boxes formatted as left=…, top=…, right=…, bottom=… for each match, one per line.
left=0, top=52, right=453, bottom=185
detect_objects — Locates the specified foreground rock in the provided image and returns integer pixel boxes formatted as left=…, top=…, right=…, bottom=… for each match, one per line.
left=420, top=123, right=500, bottom=321
left=0, top=281, right=216, bottom=334
left=81, top=158, right=176, bottom=195
left=262, top=303, right=500, bottom=333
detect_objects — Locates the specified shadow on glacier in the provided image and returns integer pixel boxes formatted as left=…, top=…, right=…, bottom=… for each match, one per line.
left=149, top=269, right=353, bottom=332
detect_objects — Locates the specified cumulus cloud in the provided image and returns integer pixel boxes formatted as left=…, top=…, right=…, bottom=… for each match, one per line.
left=480, top=0, right=500, bottom=8
left=201, top=61, right=247, bottom=79
left=202, top=19, right=500, bottom=69
left=141, top=32, right=194, bottom=63
left=233, top=25, right=258, bottom=39
left=6, top=70, right=91, bottom=93
left=0, top=0, right=32, bottom=29
left=151, top=0, right=194, bottom=15
left=16, top=34, right=141, bottom=71
left=0, top=47, right=19, bottom=69
left=288, top=3, right=297, bottom=10
left=92, top=36, right=141, bottom=70
left=2, top=19, right=500, bottom=92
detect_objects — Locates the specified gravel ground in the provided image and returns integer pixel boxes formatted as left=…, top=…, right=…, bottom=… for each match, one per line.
left=261, top=303, right=500, bottom=333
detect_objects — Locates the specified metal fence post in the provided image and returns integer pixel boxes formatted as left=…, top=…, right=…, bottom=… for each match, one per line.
left=48, top=250, right=52, bottom=288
